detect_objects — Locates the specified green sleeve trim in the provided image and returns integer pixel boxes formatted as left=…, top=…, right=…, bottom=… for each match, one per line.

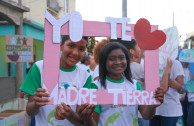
left=88, top=83, right=98, bottom=89
left=83, top=75, right=92, bottom=88
left=136, top=81, right=142, bottom=108
left=20, top=63, right=41, bottom=96
left=94, top=105, right=101, bottom=114
left=87, top=69, right=90, bottom=73
left=136, top=81, right=142, bottom=90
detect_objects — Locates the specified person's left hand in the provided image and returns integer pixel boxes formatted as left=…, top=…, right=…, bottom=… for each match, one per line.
left=154, top=87, right=165, bottom=104
left=77, top=103, right=96, bottom=120
left=55, top=102, right=73, bottom=120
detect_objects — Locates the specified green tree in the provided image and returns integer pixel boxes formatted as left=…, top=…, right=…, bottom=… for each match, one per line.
left=87, top=37, right=98, bottom=54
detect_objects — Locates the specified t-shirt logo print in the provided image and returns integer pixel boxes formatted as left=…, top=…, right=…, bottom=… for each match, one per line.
left=59, top=82, right=70, bottom=88
left=105, top=111, right=123, bottom=126
left=47, top=109, right=62, bottom=126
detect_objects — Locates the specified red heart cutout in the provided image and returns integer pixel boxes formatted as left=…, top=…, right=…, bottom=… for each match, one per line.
left=134, top=18, right=166, bottom=50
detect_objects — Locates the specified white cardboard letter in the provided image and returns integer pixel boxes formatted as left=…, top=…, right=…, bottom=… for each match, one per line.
left=122, top=18, right=131, bottom=41
left=89, top=89, right=97, bottom=104
left=58, top=88, right=67, bottom=104
left=69, top=11, right=83, bottom=42
left=45, top=10, right=69, bottom=43
left=105, top=17, right=122, bottom=39
left=141, top=91, right=149, bottom=105
left=108, top=89, right=123, bottom=105
left=67, top=87, right=78, bottom=105
left=127, top=90, right=134, bottom=105
left=78, top=88, right=89, bottom=105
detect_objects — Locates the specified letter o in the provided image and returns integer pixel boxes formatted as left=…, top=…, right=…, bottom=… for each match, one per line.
left=69, top=11, right=83, bottom=42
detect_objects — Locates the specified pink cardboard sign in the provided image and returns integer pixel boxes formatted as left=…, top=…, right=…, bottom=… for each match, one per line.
left=42, top=87, right=159, bottom=105
left=43, top=11, right=162, bottom=105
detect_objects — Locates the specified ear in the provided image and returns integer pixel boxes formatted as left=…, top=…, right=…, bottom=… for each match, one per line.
left=60, top=42, right=63, bottom=50
left=129, top=49, right=135, bottom=56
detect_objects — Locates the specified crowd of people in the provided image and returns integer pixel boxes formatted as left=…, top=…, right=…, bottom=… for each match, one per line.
left=20, top=36, right=194, bottom=126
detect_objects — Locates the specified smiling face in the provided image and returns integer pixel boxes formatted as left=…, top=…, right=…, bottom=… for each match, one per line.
left=60, top=38, right=87, bottom=69
left=106, top=49, right=127, bottom=79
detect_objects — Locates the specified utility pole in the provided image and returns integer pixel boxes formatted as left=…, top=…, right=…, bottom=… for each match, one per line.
left=173, top=11, right=174, bottom=26
left=122, top=0, right=127, bottom=17
left=15, top=15, right=24, bottom=98
left=65, top=0, right=69, bottom=13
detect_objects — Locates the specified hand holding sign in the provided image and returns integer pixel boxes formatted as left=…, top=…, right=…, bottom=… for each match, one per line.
left=33, top=88, right=50, bottom=107
left=55, top=102, right=73, bottom=120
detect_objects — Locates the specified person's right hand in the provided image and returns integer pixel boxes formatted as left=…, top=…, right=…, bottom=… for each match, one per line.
left=33, top=88, right=50, bottom=107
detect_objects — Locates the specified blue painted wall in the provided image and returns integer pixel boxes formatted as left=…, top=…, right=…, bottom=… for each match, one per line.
left=0, top=21, right=44, bottom=77
left=0, top=24, right=15, bottom=37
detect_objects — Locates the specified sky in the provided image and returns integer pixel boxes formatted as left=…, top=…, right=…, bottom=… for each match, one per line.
left=76, top=0, right=194, bottom=37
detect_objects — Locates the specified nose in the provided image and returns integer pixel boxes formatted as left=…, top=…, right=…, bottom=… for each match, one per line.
left=71, top=47, right=79, bottom=56
left=115, top=58, right=121, bottom=64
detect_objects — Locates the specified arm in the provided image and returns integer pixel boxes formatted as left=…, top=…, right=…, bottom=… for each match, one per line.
left=168, top=75, right=185, bottom=94
left=26, top=88, right=50, bottom=117
left=160, top=58, right=172, bottom=93
left=77, top=104, right=98, bottom=126
left=138, top=105, right=156, bottom=120
left=84, top=112, right=99, bottom=126
left=139, top=87, right=165, bottom=120
left=55, top=103, right=83, bottom=125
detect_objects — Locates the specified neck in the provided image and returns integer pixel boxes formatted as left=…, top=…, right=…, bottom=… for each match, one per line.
left=60, top=59, right=74, bottom=69
left=130, top=58, right=136, bottom=63
left=107, top=74, right=122, bottom=81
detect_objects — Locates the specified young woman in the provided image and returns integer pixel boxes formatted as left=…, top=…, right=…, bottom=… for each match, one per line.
left=20, top=36, right=95, bottom=126
left=86, top=42, right=165, bottom=126
left=117, top=39, right=172, bottom=126
left=92, top=38, right=110, bottom=81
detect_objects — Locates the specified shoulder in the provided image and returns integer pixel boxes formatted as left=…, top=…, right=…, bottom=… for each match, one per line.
left=172, top=60, right=182, bottom=67
left=34, top=60, right=43, bottom=69
left=76, top=64, right=90, bottom=74
left=130, top=62, right=144, bottom=72
left=171, top=60, right=184, bottom=77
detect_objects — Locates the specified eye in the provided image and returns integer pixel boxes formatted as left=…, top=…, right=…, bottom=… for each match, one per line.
left=79, top=48, right=85, bottom=52
left=108, top=57, right=116, bottom=61
left=68, top=44, right=74, bottom=48
left=120, top=56, right=125, bottom=60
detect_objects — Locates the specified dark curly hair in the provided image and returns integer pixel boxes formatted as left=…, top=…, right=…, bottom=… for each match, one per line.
left=99, top=42, right=133, bottom=89
left=93, top=38, right=110, bottom=64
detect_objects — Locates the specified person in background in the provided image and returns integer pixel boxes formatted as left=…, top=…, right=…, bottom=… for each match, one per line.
left=80, top=52, right=93, bottom=66
left=179, top=62, right=190, bottom=126
left=92, top=38, right=110, bottom=81
left=186, top=64, right=194, bottom=126
left=77, top=52, right=92, bottom=73
left=150, top=59, right=185, bottom=126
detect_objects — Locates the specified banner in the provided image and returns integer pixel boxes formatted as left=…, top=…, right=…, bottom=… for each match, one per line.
left=5, top=35, right=33, bottom=63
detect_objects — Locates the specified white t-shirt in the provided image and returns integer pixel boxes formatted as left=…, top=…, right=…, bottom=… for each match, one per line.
left=92, top=65, right=99, bottom=80
left=20, top=60, right=92, bottom=126
left=76, top=63, right=90, bottom=72
left=93, top=77, right=142, bottom=126
left=130, top=62, right=145, bottom=90
left=183, top=68, right=190, bottom=84
left=156, top=60, right=184, bottom=117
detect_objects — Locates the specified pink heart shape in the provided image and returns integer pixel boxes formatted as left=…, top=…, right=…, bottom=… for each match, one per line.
left=134, top=18, right=166, bottom=50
